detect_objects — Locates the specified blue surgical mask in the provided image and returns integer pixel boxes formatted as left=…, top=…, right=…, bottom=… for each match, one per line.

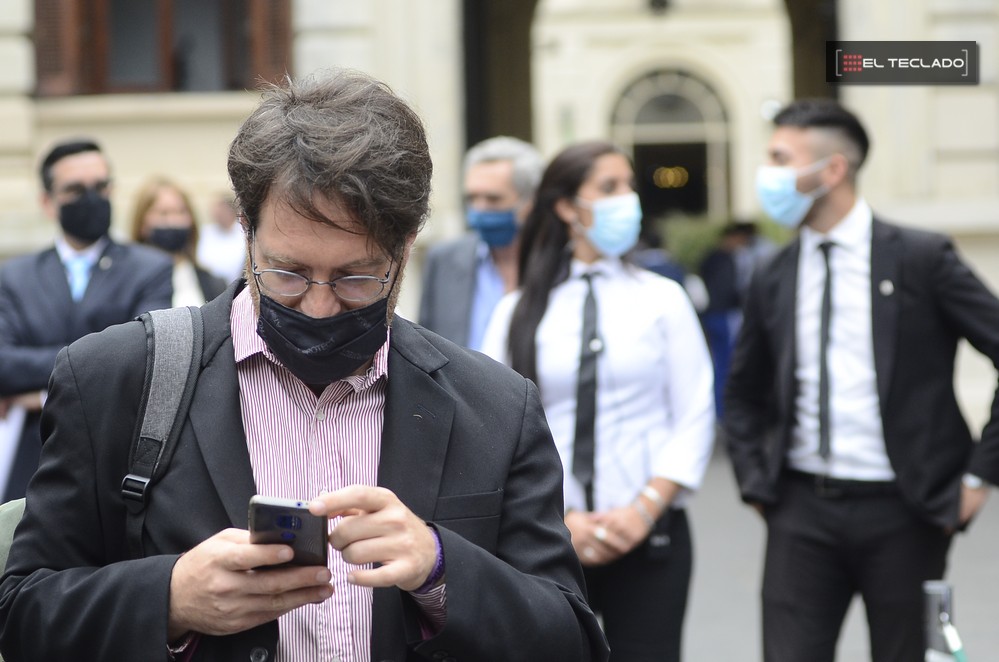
left=467, top=208, right=518, bottom=248
left=579, top=191, right=642, bottom=258
left=755, top=158, right=831, bottom=228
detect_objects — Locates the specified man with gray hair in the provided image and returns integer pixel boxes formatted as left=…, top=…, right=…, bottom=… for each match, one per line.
left=419, top=136, right=542, bottom=350
left=0, top=70, right=607, bottom=662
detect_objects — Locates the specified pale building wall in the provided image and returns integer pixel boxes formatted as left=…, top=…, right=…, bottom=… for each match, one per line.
left=0, top=0, right=42, bottom=255
left=532, top=0, right=791, bottom=218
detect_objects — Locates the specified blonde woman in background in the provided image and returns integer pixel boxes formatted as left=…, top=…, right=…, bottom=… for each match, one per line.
left=130, top=177, right=227, bottom=307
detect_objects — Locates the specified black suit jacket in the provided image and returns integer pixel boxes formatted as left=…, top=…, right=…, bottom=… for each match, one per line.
left=0, top=282, right=607, bottom=662
left=724, top=218, right=999, bottom=528
left=0, top=241, right=174, bottom=499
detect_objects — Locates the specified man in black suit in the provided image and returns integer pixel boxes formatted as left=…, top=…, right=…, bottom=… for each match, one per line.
left=725, top=99, right=999, bottom=661
left=418, top=136, right=542, bottom=350
left=0, top=139, right=173, bottom=500
left=0, top=70, right=607, bottom=662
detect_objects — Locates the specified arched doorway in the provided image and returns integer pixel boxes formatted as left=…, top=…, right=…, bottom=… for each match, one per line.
left=611, top=70, right=730, bottom=222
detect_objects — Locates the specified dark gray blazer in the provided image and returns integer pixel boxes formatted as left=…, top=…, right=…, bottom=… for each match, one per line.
left=0, top=241, right=174, bottom=499
left=725, top=218, right=999, bottom=528
left=0, top=282, right=607, bottom=662
left=418, top=234, right=480, bottom=347
left=0, top=241, right=174, bottom=395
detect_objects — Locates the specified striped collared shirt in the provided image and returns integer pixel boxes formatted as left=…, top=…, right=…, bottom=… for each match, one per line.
left=230, top=287, right=444, bottom=662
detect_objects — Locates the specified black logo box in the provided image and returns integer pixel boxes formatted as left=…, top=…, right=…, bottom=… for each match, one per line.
left=826, top=41, right=979, bottom=85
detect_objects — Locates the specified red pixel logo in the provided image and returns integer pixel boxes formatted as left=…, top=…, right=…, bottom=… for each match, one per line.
left=842, top=53, right=864, bottom=73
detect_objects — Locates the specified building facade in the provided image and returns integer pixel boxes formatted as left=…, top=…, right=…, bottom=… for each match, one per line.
left=1, top=1, right=996, bottom=414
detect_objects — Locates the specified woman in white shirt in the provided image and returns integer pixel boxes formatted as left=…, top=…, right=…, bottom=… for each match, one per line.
left=482, top=141, right=715, bottom=662
left=130, top=177, right=228, bottom=308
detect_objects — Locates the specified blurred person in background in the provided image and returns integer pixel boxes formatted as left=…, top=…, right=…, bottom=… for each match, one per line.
left=418, top=136, right=543, bottom=350
left=130, top=176, right=227, bottom=307
left=483, top=140, right=715, bottom=662
left=0, top=138, right=172, bottom=500
left=197, top=191, right=247, bottom=283
left=726, top=98, right=999, bottom=662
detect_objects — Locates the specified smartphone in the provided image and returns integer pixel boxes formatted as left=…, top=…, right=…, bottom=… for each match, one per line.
left=248, top=495, right=329, bottom=567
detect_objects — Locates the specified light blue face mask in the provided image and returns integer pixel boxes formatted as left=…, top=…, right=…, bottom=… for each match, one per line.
left=579, top=191, right=643, bottom=258
left=467, top=208, right=518, bottom=248
left=755, top=158, right=831, bottom=228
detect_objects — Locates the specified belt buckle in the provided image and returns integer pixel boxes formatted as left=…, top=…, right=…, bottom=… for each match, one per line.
left=814, top=474, right=844, bottom=498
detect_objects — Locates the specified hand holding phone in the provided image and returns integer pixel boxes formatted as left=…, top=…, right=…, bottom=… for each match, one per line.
left=248, top=495, right=329, bottom=567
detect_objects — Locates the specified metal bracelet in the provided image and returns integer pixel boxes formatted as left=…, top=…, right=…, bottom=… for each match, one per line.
left=641, top=485, right=666, bottom=509
left=632, top=499, right=656, bottom=529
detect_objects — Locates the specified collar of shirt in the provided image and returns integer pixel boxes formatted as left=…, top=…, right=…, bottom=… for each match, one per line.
left=55, top=235, right=108, bottom=268
left=567, top=255, right=625, bottom=281
left=230, top=286, right=390, bottom=392
left=800, top=198, right=873, bottom=258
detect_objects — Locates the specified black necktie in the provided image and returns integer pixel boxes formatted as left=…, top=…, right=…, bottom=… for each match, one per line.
left=573, top=273, right=600, bottom=510
left=818, top=241, right=833, bottom=459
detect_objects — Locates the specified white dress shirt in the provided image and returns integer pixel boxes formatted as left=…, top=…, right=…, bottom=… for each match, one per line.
left=482, top=257, right=715, bottom=512
left=171, top=258, right=206, bottom=308
left=197, top=221, right=246, bottom=282
left=790, top=198, right=895, bottom=480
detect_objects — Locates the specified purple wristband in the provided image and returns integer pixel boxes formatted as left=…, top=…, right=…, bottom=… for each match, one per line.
left=413, top=525, right=445, bottom=594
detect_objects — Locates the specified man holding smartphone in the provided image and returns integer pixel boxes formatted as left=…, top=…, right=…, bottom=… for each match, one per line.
left=0, top=70, right=608, bottom=662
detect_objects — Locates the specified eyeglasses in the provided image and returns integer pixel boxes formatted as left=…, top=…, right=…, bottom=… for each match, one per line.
left=251, top=263, right=392, bottom=303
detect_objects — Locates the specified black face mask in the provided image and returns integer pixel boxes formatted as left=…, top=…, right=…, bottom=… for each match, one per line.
left=148, top=227, right=192, bottom=254
left=256, top=294, right=389, bottom=385
left=59, top=189, right=112, bottom=243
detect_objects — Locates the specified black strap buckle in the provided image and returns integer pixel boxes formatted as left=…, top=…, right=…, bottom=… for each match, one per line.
left=121, top=474, right=151, bottom=503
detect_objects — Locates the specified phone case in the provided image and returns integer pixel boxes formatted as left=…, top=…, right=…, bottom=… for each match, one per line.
left=248, top=495, right=329, bottom=567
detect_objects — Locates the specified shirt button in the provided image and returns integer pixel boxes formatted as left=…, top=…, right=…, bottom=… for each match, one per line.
left=315, top=408, right=326, bottom=421
left=248, top=647, right=269, bottom=662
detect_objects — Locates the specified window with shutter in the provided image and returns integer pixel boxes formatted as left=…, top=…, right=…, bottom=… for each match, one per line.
left=35, top=0, right=291, bottom=96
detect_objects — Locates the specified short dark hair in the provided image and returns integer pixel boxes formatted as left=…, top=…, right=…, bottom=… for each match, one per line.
left=39, top=139, right=103, bottom=193
left=227, top=69, right=433, bottom=261
left=773, top=99, right=870, bottom=171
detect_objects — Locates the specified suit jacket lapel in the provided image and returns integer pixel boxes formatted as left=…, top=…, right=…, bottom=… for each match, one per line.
left=81, top=241, right=117, bottom=304
left=379, top=318, right=454, bottom=518
left=37, top=248, right=72, bottom=305
left=188, top=283, right=257, bottom=527
left=870, top=218, right=900, bottom=407
left=372, top=318, right=455, bottom=659
left=772, top=240, right=800, bottom=408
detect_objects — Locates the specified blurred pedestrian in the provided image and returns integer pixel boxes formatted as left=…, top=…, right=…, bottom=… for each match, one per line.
left=0, top=138, right=172, bottom=500
left=725, top=98, right=999, bottom=662
left=699, top=222, right=754, bottom=419
left=419, top=136, right=543, bottom=350
left=130, top=176, right=227, bottom=306
left=483, top=140, right=715, bottom=662
left=196, top=191, right=246, bottom=282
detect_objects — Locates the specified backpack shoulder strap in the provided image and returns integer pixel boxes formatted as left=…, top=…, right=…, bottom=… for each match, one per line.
left=121, top=305, right=204, bottom=559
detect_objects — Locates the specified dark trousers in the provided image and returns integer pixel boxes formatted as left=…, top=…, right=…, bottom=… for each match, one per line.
left=762, top=471, right=952, bottom=662
left=584, top=508, right=692, bottom=662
